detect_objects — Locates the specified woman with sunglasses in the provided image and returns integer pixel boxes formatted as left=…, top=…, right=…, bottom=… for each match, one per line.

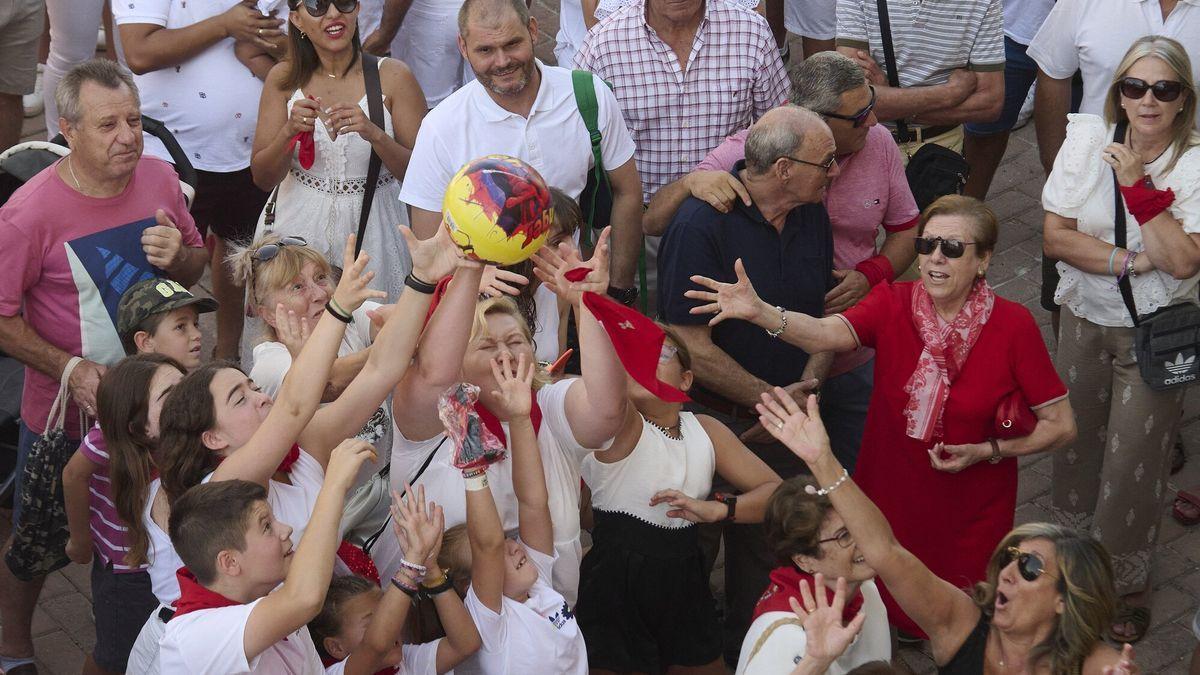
left=752, top=389, right=1137, bottom=675
left=686, top=194, right=1076, bottom=639
left=1042, top=35, right=1200, bottom=644
left=250, top=0, right=428, bottom=306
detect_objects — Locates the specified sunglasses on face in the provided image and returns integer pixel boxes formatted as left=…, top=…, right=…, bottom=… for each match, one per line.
left=252, top=236, right=309, bottom=263
left=1118, top=77, right=1186, bottom=103
left=818, top=528, right=854, bottom=549
left=1001, top=546, right=1055, bottom=582
left=289, top=0, right=359, bottom=17
left=822, top=85, right=876, bottom=128
left=914, top=236, right=977, bottom=259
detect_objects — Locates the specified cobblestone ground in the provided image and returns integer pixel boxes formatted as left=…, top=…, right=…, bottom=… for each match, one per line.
left=3, top=25, right=1198, bottom=673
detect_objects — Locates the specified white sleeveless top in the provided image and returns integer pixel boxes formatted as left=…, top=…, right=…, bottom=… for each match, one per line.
left=581, top=413, right=714, bottom=529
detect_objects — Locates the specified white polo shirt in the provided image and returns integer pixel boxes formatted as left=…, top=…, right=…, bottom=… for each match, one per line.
left=399, top=61, right=636, bottom=211
left=158, top=598, right=325, bottom=674
left=1027, top=0, right=1200, bottom=124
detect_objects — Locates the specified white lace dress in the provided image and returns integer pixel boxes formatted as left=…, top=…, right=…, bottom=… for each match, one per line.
left=1043, top=113, right=1200, bottom=327
left=258, top=86, right=412, bottom=303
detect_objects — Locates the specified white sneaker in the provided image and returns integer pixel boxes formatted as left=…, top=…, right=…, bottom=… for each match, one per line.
left=22, top=63, right=44, bottom=118
left=1013, top=82, right=1036, bottom=130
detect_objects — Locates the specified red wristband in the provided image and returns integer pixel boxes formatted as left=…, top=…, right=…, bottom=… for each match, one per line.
left=1119, top=182, right=1176, bottom=225
left=854, top=254, right=893, bottom=287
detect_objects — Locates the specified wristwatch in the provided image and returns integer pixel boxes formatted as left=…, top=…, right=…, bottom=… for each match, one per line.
left=714, top=492, right=738, bottom=522
left=606, top=285, right=639, bottom=307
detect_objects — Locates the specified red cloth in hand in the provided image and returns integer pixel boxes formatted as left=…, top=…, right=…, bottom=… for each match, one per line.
left=564, top=268, right=689, bottom=403
left=287, top=96, right=318, bottom=170
left=1119, top=181, right=1176, bottom=225
left=172, top=567, right=240, bottom=618
left=751, top=565, right=865, bottom=625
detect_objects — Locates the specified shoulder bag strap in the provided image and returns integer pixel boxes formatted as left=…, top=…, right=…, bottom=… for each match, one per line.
left=875, top=0, right=911, bottom=143
left=361, top=436, right=447, bottom=554
left=356, top=54, right=386, bottom=258
left=571, top=69, right=607, bottom=248
left=1111, top=120, right=1141, bottom=327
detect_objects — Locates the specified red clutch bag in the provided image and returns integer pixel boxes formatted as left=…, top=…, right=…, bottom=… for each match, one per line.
left=994, top=390, right=1037, bottom=440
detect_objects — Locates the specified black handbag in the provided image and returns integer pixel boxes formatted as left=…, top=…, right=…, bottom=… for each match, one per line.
left=875, top=0, right=968, bottom=210
left=1111, top=120, right=1200, bottom=391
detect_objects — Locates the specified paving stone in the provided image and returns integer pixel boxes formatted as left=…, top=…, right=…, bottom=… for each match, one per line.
left=32, top=630, right=87, bottom=675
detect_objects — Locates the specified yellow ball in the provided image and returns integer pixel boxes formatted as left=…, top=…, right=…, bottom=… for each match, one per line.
left=442, top=155, right=554, bottom=266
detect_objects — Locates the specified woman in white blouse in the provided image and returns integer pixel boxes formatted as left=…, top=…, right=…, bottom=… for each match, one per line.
left=1042, top=35, right=1200, bottom=644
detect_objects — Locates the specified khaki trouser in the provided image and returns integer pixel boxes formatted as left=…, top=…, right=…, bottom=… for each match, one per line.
left=894, top=126, right=965, bottom=281
left=1050, top=308, right=1185, bottom=595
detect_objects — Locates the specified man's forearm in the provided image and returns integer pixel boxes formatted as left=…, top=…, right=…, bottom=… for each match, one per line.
left=375, top=0, right=413, bottom=44
left=690, top=342, right=775, bottom=408
left=643, top=176, right=690, bottom=237
left=872, top=83, right=972, bottom=123
left=1034, top=71, right=1072, bottom=176
left=608, top=189, right=644, bottom=289
left=166, top=245, right=209, bottom=287
left=0, top=314, right=76, bottom=382
left=801, top=351, right=833, bottom=386
left=910, top=86, right=1003, bottom=125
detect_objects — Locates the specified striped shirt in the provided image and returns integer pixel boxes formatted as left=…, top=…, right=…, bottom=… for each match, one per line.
left=835, top=0, right=1006, bottom=88
left=78, top=424, right=146, bottom=572
left=575, top=0, right=789, bottom=202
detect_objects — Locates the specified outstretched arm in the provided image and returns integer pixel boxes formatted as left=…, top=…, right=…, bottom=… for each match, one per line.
left=464, top=470, right=507, bottom=613
left=488, top=354, right=553, bottom=555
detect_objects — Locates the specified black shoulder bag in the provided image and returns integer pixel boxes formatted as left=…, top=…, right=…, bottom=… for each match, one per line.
left=1112, top=120, right=1200, bottom=390
left=875, top=0, right=968, bottom=211
left=355, top=53, right=386, bottom=257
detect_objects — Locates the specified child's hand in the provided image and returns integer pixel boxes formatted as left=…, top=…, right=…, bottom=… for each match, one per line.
left=65, top=534, right=93, bottom=566
left=274, top=303, right=310, bottom=358
left=532, top=226, right=610, bottom=305
left=326, top=439, right=376, bottom=492
left=478, top=265, right=529, bottom=298
left=389, top=484, right=445, bottom=566
left=488, top=353, right=534, bottom=421
left=331, top=234, right=387, bottom=314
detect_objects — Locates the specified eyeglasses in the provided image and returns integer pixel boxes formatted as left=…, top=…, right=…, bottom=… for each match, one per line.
left=1118, top=77, right=1186, bottom=103
left=1000, top=546, right=1057, bottom=582
left=289, top=0, right=359, bottom=17
left=817, top=529, right=854, bottom=549
left=822, top=85, right=876, bottom=128
left=914, top=236, right=977, bottom=259
left=252, top=236, right=309, bottom=263
left=782, top=154, right=837, bottom=174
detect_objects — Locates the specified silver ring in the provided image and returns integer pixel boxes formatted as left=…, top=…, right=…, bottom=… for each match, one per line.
left=257, top=28, right=263, bottom=36
left=775, top=421, right=784, bottom=430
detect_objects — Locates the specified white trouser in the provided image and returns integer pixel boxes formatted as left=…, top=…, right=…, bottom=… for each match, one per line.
left=389, top=1, right=474, bottom=109
left=126, top=603, right=168, bottom=675
left=43, top=0, right=106, bottom=138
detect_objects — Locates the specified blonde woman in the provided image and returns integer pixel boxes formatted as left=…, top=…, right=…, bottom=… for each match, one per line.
left=1042, top=35, right=1200, bottom=643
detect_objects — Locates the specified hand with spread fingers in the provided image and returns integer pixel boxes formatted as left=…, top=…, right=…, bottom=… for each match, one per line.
left=274, top=303, right=311, bottom=359
left=789, top=573, right=867, bottom=673
left=487, top=353, right=534, bottom=422
left=532, top=226, right=611, bottom=305
left=478, top=266, right=529, bottom=298
left=389, top=484, right=445, bottom=567
left=685, top=258, right=770, bottom=326
left=330, top=233, right=388, bottom=314
left=754, top=387, right=832, bottom=465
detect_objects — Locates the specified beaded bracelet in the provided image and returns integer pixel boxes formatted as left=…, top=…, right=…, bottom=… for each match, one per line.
left=805, top=468, right=850, bottom=496
left=398, top=558, right=428, bottom=582
left=390, top=575, right=420, bottom=599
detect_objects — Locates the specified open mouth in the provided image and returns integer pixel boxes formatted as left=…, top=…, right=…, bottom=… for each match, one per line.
left=996, top=590, right=1010, bottom=609
left=927, top=270, right=949, bottom=281
left=515, top=555, right=527, bottom=570
left=324, top=22, right=347, bottom=38
left=853, top=555, right=865, bottom=564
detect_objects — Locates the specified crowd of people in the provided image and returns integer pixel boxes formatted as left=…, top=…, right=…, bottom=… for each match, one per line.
left=1, top=0, right=1200, bottom=673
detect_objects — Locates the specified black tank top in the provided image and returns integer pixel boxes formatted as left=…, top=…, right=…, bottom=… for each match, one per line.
left=938, top=615, right=989, bottom=675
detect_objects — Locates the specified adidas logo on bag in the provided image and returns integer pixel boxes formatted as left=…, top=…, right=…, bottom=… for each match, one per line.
left=1163, top=353, right=1197, bottom=385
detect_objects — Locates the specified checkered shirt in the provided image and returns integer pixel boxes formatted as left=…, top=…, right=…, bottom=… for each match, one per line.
left=575, top=0, right=789, bottom=202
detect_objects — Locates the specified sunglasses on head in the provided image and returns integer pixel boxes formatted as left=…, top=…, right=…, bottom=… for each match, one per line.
left=289, top=0, right=359, bottom=17
left=1000, top=546, right=1055, bottom=582
left=1118, top=77, right=1186, bottom=103
left=914, top=236, right=977, bottom=258
left=822, top=85, right=876, bottom=128
left=252, top=236, right=309, bottom=263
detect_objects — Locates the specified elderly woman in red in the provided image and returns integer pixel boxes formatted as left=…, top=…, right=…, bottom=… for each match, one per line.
left=687, top=195, right=1077, bottom=637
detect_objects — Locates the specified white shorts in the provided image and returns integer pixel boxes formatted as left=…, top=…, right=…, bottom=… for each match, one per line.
left=390, top=1, right=475, bottom=108
left=127, top=604, right=169, bottom=675
left=784, top=0, right=835, bottom=40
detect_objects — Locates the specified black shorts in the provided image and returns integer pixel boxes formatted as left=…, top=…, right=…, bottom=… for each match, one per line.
left=190, top=167, right=270, bottom=243
left=90, top=557, right=159, bottom=672
left=575, top=510, right=722, bottom=672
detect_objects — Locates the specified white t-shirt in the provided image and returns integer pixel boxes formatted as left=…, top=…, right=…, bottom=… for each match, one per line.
left=159, top=597, right=325, bottom=674
left=531, top=285, right=561, bottom=364
left=324, top=640, right=441, bottom=675
left=1027, top=0, right=1200, bottom=125
left=735, top=580, right=890, bottom=675
left=460, top=545, right=586, bottom=675
left=399, top=62, right=636, bottom=211
left=113, top=0, right=264, bottom=172
left=388, top=378, right=606, bottom=605
left=1042, top=114, right=1200, bottom=327
left=144, top=479, right=186, bottom=605
left=1002, top=0, right=1054, bottom=45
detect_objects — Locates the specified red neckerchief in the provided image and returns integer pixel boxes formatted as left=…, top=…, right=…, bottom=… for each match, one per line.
left=172, top=567, right=240, bottom=618
left=337, top=540, right=380, bottom=585
left=475, top=398, right=542, bottom=445
left=213, top=444, right=301, bottom=476
left=320, top=654, right=397, bottom=675
left=751, top=566, right=864, bottom=625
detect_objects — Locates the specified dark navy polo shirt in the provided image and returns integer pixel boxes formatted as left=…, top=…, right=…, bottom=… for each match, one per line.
left=657, top=162, right=834, bottom=389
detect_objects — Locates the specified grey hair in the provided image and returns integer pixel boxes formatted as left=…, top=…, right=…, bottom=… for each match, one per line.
left=790, top=51, right=867, bottom=114
left=458, top=0, right=531, bottom=37
left=744, top=107, right=822, bottom=174
left=55, top=59, right=139, bottom=126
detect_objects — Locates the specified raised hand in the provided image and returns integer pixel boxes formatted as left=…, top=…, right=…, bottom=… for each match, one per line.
left=141, top=210, right=185, bottom=271
left=649, top=489, right=727, bottom=523
left=791, top=574, right=867, bottom=666
left=488, top=353, right=534, bottom=421
left=755, top=388, right=832, bottom=465
left=685, top=258, right=769, bottom=326
left=274, top=303, right=311, bottom=358
left=1101, top=644, right=1139, bottom=675
left=532, top=226, right=610, bottom=305
left=331, top=233, right=387, bottom=314
left=402, top=221, right=473, bottom=286
left=479, top=265, right=529, bottom=298
left=326, top=438, right=377, bottom=493
left=389, top=484, right=445, bottom=566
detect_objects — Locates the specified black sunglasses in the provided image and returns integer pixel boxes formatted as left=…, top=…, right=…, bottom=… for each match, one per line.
left=289, top=0, right=359, bottom=17
left=1001, top=546, right=1057, bottom=582
left=1118, top=77, right=1186, bottom=103
left=818, top=529, right=854, bottom=549
left=914, top=236, right=977, bottom=259
left=252, top=236, right=309, bottom=263
left=782, top=154, right=837, bottom=174
left=822, top=85, right=876, bottom=128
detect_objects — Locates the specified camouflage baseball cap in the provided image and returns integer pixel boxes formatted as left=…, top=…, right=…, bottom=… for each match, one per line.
left=117, top=278, right=219, bottom=337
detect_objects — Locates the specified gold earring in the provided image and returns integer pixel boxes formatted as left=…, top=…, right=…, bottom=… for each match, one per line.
left=977, top=269, right=986, bottom=277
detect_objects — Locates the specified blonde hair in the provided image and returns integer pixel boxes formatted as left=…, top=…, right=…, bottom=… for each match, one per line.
left=1105, top=35, right=1200, bottom=173
left=971, top=523, right=1116, bottom=675
left=469, top=296, right=550, bottom=388
left=226, top=234, right=334, bottom=341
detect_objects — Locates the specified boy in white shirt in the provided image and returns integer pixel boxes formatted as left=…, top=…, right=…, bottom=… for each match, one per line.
left=158, top=439, right=377, bottom=674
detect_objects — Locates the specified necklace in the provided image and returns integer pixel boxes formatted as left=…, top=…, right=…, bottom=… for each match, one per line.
left=643, top=414, right=683, bottom=440
left=66, top=156, right=84, bottom=193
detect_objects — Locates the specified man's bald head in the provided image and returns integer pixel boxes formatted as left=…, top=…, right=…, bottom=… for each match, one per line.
left=744, top=107, right=829, bottom=175
left=458, top=0, right=532, bottom=37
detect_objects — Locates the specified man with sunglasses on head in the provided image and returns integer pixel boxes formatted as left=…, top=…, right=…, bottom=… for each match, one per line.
left=647, top=52, right=919, bottom=475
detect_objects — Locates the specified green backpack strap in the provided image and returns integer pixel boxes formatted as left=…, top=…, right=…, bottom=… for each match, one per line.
left=571, top=69, right=609, bottom=248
